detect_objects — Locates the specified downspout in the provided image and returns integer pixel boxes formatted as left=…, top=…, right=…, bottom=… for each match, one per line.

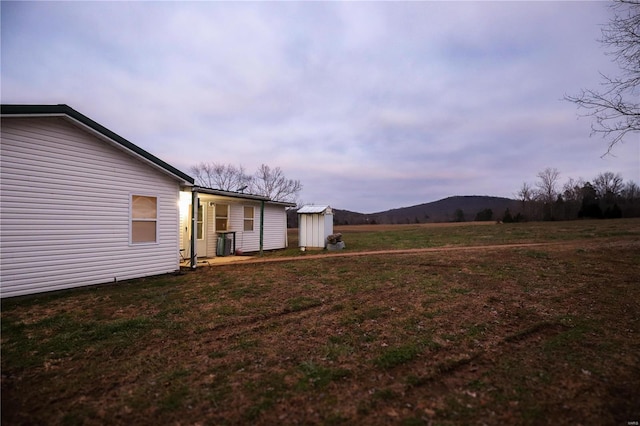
left=190, top=189, right=198, bottom=269
left=259, top=200, right=264, bottom=256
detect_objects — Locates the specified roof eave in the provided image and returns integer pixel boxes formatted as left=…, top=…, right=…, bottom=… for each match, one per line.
left=190, top=186, right=297, bottom=207
left=192, top=186, right=270, bottom=201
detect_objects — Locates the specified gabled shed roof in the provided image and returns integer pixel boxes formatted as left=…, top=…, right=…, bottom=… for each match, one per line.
left=1, top=104, right=194, bottom=185
left=297, top=205, right=332, bottom=214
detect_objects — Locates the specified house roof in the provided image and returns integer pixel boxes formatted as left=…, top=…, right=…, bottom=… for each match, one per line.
left=1, top=104, right=194, bottom=185
left=297, top=205, right=332, bottom=214
left=192, top=186, right=297, bottom=207
left=269, top=200, right=298, bottom=208
left=193, top=186, right=270, bottom=201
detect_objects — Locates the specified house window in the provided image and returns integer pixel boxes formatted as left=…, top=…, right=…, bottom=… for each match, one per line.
left=215, top=204, right=229, bottom=231
left=131, top=195, right=157, bottom=244
left=244, top=206, right=254, bottom=231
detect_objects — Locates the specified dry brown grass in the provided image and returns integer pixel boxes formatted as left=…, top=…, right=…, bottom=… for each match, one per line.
left=2, top=220, right=640, bottom=425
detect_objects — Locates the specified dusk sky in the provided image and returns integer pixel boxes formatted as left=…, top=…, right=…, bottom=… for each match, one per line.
left=2, top=1, right=638, bottom=213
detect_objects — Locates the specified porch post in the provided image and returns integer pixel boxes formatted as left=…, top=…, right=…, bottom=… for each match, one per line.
left=259, top=200, right=264, bottom=256
left=190, top=189, right=198, bottom=270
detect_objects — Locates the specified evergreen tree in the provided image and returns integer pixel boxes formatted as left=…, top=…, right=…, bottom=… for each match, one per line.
left=453, top=209, right=465, bottom=222
left=502, top=208, right=514, bottom=223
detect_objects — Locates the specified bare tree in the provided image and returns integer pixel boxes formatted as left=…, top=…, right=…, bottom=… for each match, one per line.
left=250, top=164, right=302, bottom=203
left=562, top=177, right=586, bottom=203
left=191, top=162, right=302, bottom=202
left=562, top=177, right=586, bottom=219
left=565, top=0, right=640, bottom=151
left=593, top=171, right=624, bottom=201
left=622, top=180, right=640, bottom=200
left=535, top=168, right=561, bottom=220
left=536, top=168, right=561, bottom=203
left=517, top=182, right=534, bottom=203
left=190, top=162, right=251, bottom=191
left=621, top=180, right=640, bottom=216
left=516, top=181, right=535, bottom=219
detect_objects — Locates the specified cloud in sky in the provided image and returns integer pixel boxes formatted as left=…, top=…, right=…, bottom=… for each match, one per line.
left=2, top=1, right=638, bottom=212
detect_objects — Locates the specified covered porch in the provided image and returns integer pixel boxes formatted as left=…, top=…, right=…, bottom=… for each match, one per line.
left=179, top=186, right=294, bottom=269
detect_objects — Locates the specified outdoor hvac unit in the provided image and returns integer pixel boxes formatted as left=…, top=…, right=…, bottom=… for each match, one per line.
left=216, top=234, right=232, bottom=256
left=297, top=205, right=333, bottom=249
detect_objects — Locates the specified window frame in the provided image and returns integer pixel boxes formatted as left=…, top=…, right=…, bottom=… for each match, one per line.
left=243, top=205, right=255, bottom=232
left=130, top=194, right=158, bottom=245
left=215, top=203, right=229, bottom=232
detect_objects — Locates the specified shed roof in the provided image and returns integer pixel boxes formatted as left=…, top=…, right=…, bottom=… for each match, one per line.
left=1, top=104, right=194, bottom=185
left=297, top=205, right=332, bottom=214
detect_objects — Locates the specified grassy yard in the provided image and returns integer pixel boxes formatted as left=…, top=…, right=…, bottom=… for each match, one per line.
left=270, top=218, right=640, bottom=257
left=2, top=219, right=640, bottom=425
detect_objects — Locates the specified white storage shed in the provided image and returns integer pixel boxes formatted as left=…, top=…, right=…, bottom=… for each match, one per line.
left=298, top=205, right=333, bottom=249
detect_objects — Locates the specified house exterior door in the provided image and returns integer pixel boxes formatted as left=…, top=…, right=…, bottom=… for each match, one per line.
left=196, top=202, right=207, bottom=256
left=188, top=202, right=207, bottom=257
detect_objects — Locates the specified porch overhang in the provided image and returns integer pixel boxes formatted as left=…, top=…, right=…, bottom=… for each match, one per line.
left=191, top=186, right=270, bottom=202
left=180, top=186, right=293, bottom=269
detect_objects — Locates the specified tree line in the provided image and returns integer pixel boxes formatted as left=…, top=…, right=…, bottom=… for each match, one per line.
left=508, top=168, right=640, bottom=222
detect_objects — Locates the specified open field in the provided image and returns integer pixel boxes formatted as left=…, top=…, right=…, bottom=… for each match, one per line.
left=2, top=219, right=640, bottom=425
left=269, top=218, right=640, bottom=258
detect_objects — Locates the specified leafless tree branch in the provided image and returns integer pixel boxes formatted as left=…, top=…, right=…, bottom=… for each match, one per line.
left=191, top=162, right=302, bottom=202
left=565, top=0, right=640, bottom=152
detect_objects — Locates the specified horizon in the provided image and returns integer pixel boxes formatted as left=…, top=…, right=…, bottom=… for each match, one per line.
left=330, top=194, right=515, bottom=215
left=2, top=2, right=638, bottom=212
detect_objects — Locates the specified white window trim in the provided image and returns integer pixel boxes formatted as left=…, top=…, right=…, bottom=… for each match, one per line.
left=243, top=205, right=255, bottom=232
left=215, top=203, right=229, bottom=232
left=130, top=193, right=159, bottom=245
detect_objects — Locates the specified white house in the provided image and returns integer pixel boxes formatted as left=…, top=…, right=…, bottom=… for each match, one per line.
left=0, top=105, right=293, bottom=298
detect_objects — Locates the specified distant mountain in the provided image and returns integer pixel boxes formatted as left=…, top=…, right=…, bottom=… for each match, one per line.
left=289, top=196, right=521, bottom=227
left=367, top=196, right=521, bottom=224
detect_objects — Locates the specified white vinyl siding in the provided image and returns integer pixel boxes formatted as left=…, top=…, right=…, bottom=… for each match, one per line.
left=178, top=191, right=191, bottom=255
left=232, top=203, right=286, bottom=252
left=179, top=194, right=289, bottom=255
left=0, top=117, right=181, bottom=298
left=262, top=204, right=287, bottom=250
left=206, top=203, right=215, bottom=257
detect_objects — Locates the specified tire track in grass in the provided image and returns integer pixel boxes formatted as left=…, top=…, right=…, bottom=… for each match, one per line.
left=404, top=321, right=569, bottom=389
